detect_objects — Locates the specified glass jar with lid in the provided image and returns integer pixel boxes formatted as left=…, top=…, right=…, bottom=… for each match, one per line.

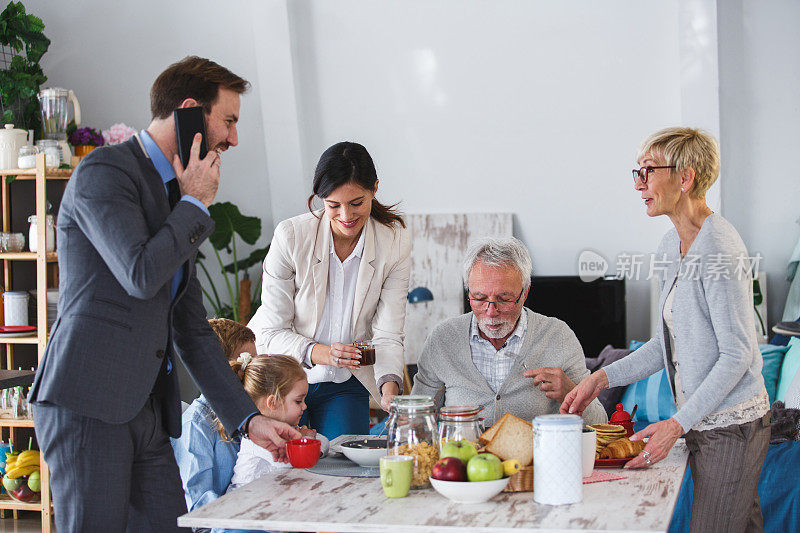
left=386, top=395, right=438, bottom=489
left=437, top=405, right=484, bottom=450
left=17, top=145, right=39, bottom=169
left=35, top=140, right=60, bottom=167
left=28, top=214, right=55, bottom=253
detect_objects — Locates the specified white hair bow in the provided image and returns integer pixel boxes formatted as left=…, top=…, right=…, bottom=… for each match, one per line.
left=237, top=352, right=253, bottom=373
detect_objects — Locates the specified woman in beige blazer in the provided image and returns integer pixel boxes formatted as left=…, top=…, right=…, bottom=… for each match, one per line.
left=248, top=142, right=410, bottom=439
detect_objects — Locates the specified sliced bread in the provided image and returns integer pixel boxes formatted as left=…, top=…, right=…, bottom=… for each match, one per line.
left=483, top=413, right=533, bottom=466
left=479, top=412, right=512, bottom=444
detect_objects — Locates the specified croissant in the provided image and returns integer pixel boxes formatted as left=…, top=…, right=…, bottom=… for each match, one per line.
left=599, top=438, right=646, bottom=459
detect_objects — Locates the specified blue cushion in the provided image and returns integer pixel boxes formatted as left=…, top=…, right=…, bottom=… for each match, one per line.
left=620, top=368, right=677, bottom=425
left=777, top=337, right=800, bottom=403
left=760, top=344, right=790, bottom=404
left=669, top=441, right=800, bottom=533
left=629, top=340, right=645, bottom=351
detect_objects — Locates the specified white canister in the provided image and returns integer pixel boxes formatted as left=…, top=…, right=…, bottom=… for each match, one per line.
left=28, top=214, right=55, bottom=253
left=3, top=291, right=29, bottom=326
left=532, top=414, right=583, bottom=505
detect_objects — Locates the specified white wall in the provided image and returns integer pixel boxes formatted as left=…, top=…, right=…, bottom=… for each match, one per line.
left=21, top=0, right=797, bottom=352
left=718, top=0, right=800, bottom=327
left=27, top=0, right=276, bottom=283
left=274, top=0, right=723, bottom=342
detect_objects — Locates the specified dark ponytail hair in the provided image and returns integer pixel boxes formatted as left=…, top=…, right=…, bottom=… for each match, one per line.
left=306, top=141, right=405, bottom=229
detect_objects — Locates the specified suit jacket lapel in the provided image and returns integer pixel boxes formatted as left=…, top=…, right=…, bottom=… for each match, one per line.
left=132, top=134, right=193, bottom=305
left=351, top=218, right=376, bottom=337
left=131, top=135, right=170, bottom=215
left=312, top=214, right=330, bottom=330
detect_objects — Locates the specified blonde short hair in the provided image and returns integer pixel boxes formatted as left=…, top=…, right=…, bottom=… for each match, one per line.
left=636, top=127, right=720, bottom=197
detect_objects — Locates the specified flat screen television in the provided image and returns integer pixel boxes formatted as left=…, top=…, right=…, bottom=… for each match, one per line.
left=464, top=275, right=626, bottom=358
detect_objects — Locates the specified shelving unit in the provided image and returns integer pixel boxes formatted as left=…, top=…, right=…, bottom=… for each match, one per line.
left=0, top=154, right=66, bottom=532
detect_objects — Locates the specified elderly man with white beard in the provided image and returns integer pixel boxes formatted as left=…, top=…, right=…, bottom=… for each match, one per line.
left=412, top=237, right=607, bottom=426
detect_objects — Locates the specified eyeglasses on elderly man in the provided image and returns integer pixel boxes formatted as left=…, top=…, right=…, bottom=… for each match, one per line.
left=467, top=287, right=525, bottom=311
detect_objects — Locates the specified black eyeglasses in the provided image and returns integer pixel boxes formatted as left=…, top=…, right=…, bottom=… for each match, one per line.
left=632, top=166, right=676, bottom=185
left=468, top=288, right=525, bottom=311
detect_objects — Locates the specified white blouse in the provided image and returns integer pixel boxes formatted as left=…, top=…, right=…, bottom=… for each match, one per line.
left=303, top=230, right=366, bottom=384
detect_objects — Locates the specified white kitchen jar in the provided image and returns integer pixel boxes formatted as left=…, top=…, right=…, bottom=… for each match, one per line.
left=28, top=214, right=55, bottom=253
left=532, top=414, right=583, bottom=505
left=3, top=291, right=29, bottom=326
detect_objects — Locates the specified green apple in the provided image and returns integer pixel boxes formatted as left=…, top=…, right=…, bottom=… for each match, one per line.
left=2, top=474, right=22, bottom=492
left=440, top=439, right=478, bottom=464
left=466, top=453, right=503, bottom=482
left=27, top=470, right=41, bottom=492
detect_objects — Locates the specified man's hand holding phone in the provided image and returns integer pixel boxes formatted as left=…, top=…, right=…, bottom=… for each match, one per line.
left=171, top=132, right=221, bottom=208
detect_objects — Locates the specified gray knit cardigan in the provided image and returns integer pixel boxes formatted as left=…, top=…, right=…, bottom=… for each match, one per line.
left=412, top=308, right=608, bottom=426
left=604, top=214, right=768, bottom=431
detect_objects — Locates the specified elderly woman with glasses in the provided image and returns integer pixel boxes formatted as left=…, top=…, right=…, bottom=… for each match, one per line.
left=562, top=127, right=770, bottom=532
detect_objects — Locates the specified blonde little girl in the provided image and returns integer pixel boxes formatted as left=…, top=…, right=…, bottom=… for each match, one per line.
left=224, top=354, right=328, bottom=491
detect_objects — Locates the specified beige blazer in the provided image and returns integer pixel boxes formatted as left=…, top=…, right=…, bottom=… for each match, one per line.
left=248, top=210, right=411, bottom=403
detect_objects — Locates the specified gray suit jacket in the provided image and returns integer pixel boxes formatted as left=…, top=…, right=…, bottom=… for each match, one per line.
left=412, top=309, right=608, bottom=426
left=29, top=136, right=256, bottom=438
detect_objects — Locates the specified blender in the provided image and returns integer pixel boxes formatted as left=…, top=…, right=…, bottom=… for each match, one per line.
left=37, top=88, right=82, bottom=165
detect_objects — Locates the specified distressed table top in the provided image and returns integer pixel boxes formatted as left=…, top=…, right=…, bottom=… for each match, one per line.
left=179, top=439, right=689, bottom=532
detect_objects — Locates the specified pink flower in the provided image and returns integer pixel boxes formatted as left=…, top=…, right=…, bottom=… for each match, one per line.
left=102, top=123, right=137, bottom=145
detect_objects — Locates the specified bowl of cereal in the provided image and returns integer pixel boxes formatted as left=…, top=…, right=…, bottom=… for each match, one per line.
left=340, top=439, right=387, bottom=467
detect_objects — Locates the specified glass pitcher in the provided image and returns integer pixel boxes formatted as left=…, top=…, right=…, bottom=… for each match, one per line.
left=37, top=88, right=82, bottom=140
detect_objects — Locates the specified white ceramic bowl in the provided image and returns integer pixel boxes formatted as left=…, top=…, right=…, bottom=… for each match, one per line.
left=430, top=477, right=510, bottom=503
left=339, top=439, right=387, bottom=467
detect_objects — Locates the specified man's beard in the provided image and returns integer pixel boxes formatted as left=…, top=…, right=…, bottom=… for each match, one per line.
left=477, top=316, right=517, bottom=339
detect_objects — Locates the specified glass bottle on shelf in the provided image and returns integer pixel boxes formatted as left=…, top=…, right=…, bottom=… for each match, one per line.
left=386, top=395, right=438, bottom=489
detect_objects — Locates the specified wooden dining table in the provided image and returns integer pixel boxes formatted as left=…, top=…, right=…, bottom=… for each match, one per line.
left=179, top=436, right=689, bottom=532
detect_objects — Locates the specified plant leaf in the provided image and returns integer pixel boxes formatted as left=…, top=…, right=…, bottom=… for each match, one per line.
left=222, top=244, right=270, bottom=273
left=207, top=202, right=261, bottom=249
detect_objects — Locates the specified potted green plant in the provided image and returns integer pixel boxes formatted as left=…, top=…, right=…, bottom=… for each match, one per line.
left=197, top=201, right=270, bottom=322
left=0, top=1, right=50, bottom=133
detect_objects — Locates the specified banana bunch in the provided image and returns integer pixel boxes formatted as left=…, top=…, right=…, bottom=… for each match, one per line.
left=5, top=450, right=40, bottom=479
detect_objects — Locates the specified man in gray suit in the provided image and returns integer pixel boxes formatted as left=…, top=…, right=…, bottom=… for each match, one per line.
left=29, top=56, right=300, bottom=532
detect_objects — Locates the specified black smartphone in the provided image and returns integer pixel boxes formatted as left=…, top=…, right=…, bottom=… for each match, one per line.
left=173, top=106, right=208, bottom=168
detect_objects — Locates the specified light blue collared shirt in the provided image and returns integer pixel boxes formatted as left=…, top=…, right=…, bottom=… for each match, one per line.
left=469, top=311, right=528, bottom=393
left=171, top=395, right=240, bottom=524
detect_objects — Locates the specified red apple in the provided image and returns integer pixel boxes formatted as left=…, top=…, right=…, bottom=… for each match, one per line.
left=11, top=483, right=36, bottom=502
left=431, top=456, right=467, bottom=482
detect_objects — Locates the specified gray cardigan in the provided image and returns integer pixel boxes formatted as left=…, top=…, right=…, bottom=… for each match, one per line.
left=412, top=308, right=608, bottom=426
left=604, top=214, right=768, bottom=431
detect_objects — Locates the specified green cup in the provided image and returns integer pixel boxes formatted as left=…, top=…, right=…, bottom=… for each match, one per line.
left=380, top=455, right=414, bottom=498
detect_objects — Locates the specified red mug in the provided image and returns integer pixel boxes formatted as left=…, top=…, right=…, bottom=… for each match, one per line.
left=286, top=438, right=321, bottom=468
